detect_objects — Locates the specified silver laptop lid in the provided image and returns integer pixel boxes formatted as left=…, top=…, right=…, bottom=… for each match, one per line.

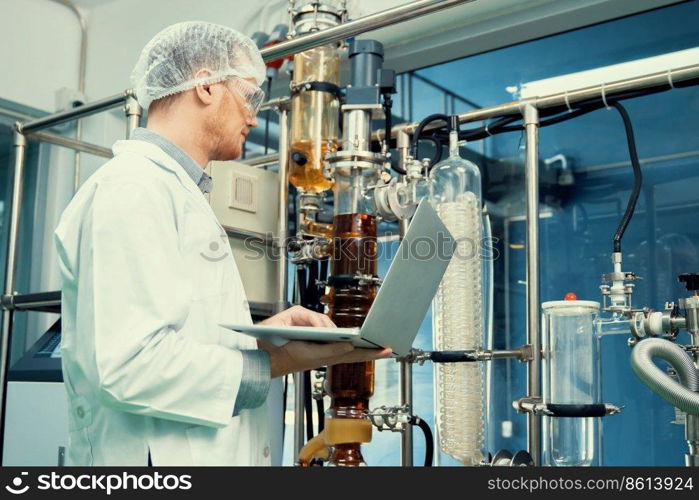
left=359, top=200, right=456, bottom=356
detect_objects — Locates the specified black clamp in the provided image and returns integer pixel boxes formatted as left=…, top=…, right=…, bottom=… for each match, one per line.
left=326, top=273, right=382, bottom=287
left=290, top=81, right=344, bottom=101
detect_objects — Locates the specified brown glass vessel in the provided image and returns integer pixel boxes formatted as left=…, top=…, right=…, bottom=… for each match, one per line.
left=322, top=212, right=377, bottom=466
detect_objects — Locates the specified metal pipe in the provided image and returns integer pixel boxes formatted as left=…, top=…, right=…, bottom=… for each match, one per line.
left=20, top=91, right=134, bottom=134
left=48, top=0, right=88, bottom=193
left=0, top=131, right=28, bottom=459
left=259, top=97, right=292, bottom=113
left=48, top=0, right=87, bottom=93
left=379, top=63, right=699, bottom=139
left=686, top=414, right=699, bottom=467
left=276, top=106, right=290, bottom=314
left=5, top=298, right=61, bottom=311
left=261, top=0, right=474, bottom=62
left=125, top=96, right=143, bottom=138
left=26, top=131, right=113, bottom=158
left=398, top=190, right=413, bottom=466
left=241, top=153, right=281, bottom=168
left=399, top=360, right=414, bottom=466
left=523, top=103, right=541, bottom=465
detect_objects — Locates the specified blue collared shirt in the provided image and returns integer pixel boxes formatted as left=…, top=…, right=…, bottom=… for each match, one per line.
left=130, top=127, right=271, bottom=415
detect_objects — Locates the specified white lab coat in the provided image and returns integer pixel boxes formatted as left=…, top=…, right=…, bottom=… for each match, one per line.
left=54, top=139, right=271, bottom=466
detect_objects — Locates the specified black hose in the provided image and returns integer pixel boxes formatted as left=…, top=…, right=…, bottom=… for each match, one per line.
left=610, top=101, right=642, bottom=253
left=307, top=261, right=319, bottom=310
left=409, top=415, right=434, bottom=467
left=546, top=404, right=609, bottom=418
left=316, top=396, right=325, bottom=433
left=296, top=266, right=308, bottom=306
left=281, top=374, right=288, bottom=444
left=410, top=113, right=449, bottom=162
left=303, top=370, right=313, bottom=440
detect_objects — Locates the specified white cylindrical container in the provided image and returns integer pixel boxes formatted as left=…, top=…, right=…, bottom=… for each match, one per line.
left=542, top=300, right=602, bottom=466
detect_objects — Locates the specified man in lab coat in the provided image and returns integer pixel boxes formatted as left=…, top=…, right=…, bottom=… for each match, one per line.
left=54, top=21, right=390, bottom=466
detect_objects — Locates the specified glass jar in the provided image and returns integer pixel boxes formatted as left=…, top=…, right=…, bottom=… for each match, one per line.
left=542, top=300, right=602, bottom=466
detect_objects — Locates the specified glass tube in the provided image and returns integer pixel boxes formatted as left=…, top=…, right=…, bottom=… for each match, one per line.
left=289, top=44, right=340, bottom=193
left=542, top=300, right=602, bottom=466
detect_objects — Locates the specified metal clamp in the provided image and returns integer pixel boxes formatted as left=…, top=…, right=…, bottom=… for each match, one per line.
left=312, top=369, right=326, bottom=401
left=404, top=346, right=533, bottom=365
left=513, top=397, right=623, bottom=417
left=482, top=449, right=534, bottom=467
left=327, top=272, right=382, bottom=287
left=367, top=405, right=411, bottom=432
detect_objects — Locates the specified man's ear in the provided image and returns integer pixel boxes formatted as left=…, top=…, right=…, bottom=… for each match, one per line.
left=195, top=83, right=215, bottom=105
left=193, top=68, right=215, bottom=105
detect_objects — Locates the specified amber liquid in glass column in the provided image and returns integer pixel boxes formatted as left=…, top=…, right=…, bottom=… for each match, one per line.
left=289, top=139, right=337, bottom=194
left=323, top=213, right=377, bottom=466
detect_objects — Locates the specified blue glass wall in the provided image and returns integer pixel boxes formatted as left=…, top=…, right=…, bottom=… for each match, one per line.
left=405, top=2, right=699, bottom=466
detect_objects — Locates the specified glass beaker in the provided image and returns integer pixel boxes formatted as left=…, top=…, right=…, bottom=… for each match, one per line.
left=542, top=300, right=602, bottom=466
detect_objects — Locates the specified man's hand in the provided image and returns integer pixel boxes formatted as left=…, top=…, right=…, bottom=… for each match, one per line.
left=257, top=305, right=393, bottom=378
left=259, top=304, right=336, bottom=328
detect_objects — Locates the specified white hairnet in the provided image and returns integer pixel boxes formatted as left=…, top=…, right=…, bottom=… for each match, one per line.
left=131, top=21, right=266, bottom=110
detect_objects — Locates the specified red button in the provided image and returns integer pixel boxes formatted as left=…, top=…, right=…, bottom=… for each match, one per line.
left=564, top=292, right=578, bottom=301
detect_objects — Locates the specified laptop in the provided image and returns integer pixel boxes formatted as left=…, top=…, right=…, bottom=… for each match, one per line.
left=220, top=199, right=456, bottom=356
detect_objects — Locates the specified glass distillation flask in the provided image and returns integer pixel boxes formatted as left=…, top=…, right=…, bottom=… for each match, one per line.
left=289, top=44, right=341, bottom=193
left=429, top=115, right=486, bottom=465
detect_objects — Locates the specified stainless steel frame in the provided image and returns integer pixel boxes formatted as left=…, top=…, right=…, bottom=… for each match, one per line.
left=26, top=131, right=113, bottom=159
left=381, top=63, right=699, bottom=139
left=261, top=0, right=475, bottom=62
left=523, top=103, right=541, bottom=465
left=0, top=90, right=137, bottom=459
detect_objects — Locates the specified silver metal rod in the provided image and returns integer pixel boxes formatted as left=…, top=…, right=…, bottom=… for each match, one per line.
left=400, top=360, right=414, bottom=466
left=49, top=0, right=87, bottom=93
left=397, top=128, right=413, bottom=466
left=1, top=132, right=28, bottom=459
left=261, top=0, right=475, bottom=62
left=276, top=107, right=290, bottom=314
left=20, top=91, right=133, bottom=133
left=293, top=372, right=305, bottom=461
left=523, top=104, right=541, bottom=466
left=686, top=413, right=699, bottom=467
left=259, top=97, right=291, bottom=113
left=6, top=299, right=61, bottom=310
left=241, top=153, right=281, bottom=168
left=379, top=63, right=699, bottom=139
left=26, top=131, right=113, bottom=158
left=125, top=95, right=143, bottom=138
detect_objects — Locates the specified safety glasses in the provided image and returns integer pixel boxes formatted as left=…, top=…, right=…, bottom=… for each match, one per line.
left=225, top=77, right=266, bottom=115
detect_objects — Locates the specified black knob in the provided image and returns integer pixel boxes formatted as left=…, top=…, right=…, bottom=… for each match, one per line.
left=678, top=273, right=699, bottom=292
left=291, top=151, right=307, bottom=166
